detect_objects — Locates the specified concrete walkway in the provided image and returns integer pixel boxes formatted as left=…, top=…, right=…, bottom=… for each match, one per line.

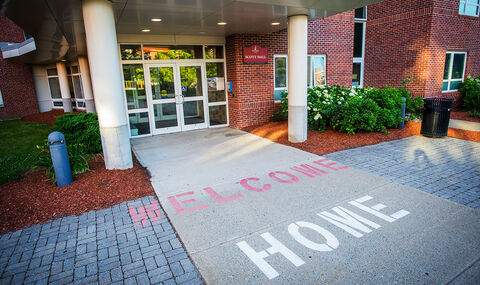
left=449, top=119, right=480, bottom=131
left=132, top=128, right=480, bottom=284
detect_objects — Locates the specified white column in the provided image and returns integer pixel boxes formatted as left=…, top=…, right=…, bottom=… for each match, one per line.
left=78, top=56, right=96, bottom=113
left=32, top=66, right=53, bottom=112
left=287, top=15, right=308, bottom=143
left=82, top=0, right=132, bottom=169
left=56, top=62, right=73, bottom=112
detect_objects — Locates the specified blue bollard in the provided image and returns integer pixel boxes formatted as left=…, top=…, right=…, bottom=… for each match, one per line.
left=48, top=131, right=73, bottom=187
left=400, top=97, right=406, bottom=129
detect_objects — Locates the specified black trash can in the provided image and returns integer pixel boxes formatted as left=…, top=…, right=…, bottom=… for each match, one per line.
left=420, top=97, right=453, bottom=138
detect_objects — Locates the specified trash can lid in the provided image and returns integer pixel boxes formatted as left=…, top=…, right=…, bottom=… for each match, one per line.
left=48, top=131, right=65, bottom=144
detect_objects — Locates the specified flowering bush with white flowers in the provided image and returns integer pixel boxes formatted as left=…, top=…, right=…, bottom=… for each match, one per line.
left=274, top=85, right=422, bottom=134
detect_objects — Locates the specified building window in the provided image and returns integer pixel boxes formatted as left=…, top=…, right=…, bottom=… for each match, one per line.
left=442, top=52, right=467, bottom=92
left=66, top=64, right=85, bottom=109
left=353, top=6, right=367, bottom=87
left=459, top=0, right=480, bottom=17
left=273, top=55, right=326, bottom=101
left=0, top=88, right=4, bottom=107
left=354, top=7, right=367, bottom=20
left=46, top=67, right=63, bottom=108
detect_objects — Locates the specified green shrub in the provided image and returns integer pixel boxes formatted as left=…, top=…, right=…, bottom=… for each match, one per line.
left=54, top=113, right=102, bottom=154
left=277, top=85, right=415, bottom=133
left=364, top=87, right=403, bottom=128
left=271, top=92, right=288, bottom=121
left=37, top=113, right=102, bottom=181
left=331, top=96, right=384, bottom=134
left=459, top=75, right=480, bottom=117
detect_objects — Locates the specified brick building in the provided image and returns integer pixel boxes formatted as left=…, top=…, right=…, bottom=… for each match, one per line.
left=226, top=12, right=354, bottom=128
left=365, top=0, right=480, bottom=104
left=0, top=16, right=37, bottom=119
left=1, top=0, right=478, bottom=170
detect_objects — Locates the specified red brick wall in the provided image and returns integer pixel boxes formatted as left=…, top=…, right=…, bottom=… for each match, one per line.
left=364, top=0, right=435, bottom=97
left=365, top=0, right=480, bottom=104
left=0, top=16, right=38, bottom=119
left=226, top=12, right=354, bottom=129
left=425, top=0, right=480, bottom=102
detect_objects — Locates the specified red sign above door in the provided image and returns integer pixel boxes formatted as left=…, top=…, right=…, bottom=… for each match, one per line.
left=243, top=45, right=268, bottom=64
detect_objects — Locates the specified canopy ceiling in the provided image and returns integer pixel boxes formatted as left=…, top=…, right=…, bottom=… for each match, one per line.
left=0, top=0, right=381, bottom=64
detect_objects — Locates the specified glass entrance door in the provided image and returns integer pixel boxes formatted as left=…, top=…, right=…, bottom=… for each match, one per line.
left=146, top=63, right=207, bottom=134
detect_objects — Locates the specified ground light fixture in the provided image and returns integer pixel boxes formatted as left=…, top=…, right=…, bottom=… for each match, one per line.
left=141, top=29, right=151, bottom=32
left=217, top=22, right=227, bottom=26
left=151, top=18, right=162, bottom=22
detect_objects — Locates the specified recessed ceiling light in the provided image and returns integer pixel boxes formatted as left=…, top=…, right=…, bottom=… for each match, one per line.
left=141, top=29, right=151, bottom=32
left=61, top=59, right=66, bottom=62
left=271, top=22, right=280, bottom=26
left=199, top=31, right=206, bottom=34
left=151, top=18, right=162, bottom=22
left=217, top=22, right=227, bottom=26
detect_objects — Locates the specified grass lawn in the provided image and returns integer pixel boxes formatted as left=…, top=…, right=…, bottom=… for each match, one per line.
left=0, top=120, right=52, bottom=185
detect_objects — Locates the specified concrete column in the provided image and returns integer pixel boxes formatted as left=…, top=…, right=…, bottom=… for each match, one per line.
left=32, top=66, right=53, bottom=112
left=287, top=15, right=308, bottom=143
left=82, top=0, right=132, bottom=169
left=56, top=62, right=73, bottom=112
left=78, top=56, right=96, bottom=113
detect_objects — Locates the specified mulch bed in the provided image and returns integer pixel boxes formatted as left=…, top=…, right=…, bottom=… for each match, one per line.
left=22, top=110, right=81, bottom=125
left=244, top=120, right=479, bottom=156
left=451, top=111, right=480, bottom=123
left=0, top=155, right=154, bottom=234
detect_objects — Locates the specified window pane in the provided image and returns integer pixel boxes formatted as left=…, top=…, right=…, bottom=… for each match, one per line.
left=353, top=23, right=364, bottom=58
left=143, top=45, right=203, bottom=60
left=451, top=53, right=465, bottom=79
left=123, top=64, right=147, bottom=110
left=352, top=63, right=362, bottom=87
left=180, top=66, right=203, bottom=97
left=68, top=77, right=75, bottom=98
left=150, top=66, right=175, bottom=99
left=355, top=7, right=366, bottom=19
left=153, top=103, right=178, bottom=128
left=48, top=77, right=62, bottom=99
left=209, top=105, right=227, bottom=126
left=274, top=57, right=287, bottom=88
left=71, top=66, right=79, bottom=74
left=311, top=56, right=326, bottom=86
left=120, top=44, right=142, bottom=60
left=207, top=62, right=225, bottom=102
left=129, top=112, right=150, bottom=136
left=53, top=101, right=63, bottom=107
left=183, top=101, right=205, bottom=125
left=274, top=89, right=286, bottom=101
left=450, top=80, right=462, bottom=90
left=442, top=81, right=449, bottom=91
left=73, top=76, right=83, bottom=99
left=47, top=68, right=58, bottom=76
left=205, top=45, right=224, bottom=59
left=443, top=53, right=451, bottom=80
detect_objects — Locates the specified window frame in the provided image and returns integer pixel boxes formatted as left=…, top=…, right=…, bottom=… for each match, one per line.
left=442, top=51, right=467, bottom=93
left=46, top=66, right=63, bottom=109
left=353, top=6, right=367, bottom=88
left=0, top=88, right=4, bottom=107
left=459, top=0, right=480, bottom=17
left=273, top=54, right=327, bottom=102
left=119, top=43, right=229, bottom=138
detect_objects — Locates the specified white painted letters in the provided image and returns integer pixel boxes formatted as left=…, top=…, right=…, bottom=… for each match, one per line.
left=236, top=232, right=305, bottom=280
left=288, top=221, right=339, bottom=251
left=349, top=196, right=410, bottom=222
left=318, top=206, right=381, bottom=238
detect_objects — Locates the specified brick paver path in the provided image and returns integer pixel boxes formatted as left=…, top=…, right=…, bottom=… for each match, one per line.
left=326, top=136, right=480, bottom=208
left=0, top=196, right=202, bottom=285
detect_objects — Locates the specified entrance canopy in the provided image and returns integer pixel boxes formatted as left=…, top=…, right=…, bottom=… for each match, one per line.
left=1, top=0, right=381, bottom=64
